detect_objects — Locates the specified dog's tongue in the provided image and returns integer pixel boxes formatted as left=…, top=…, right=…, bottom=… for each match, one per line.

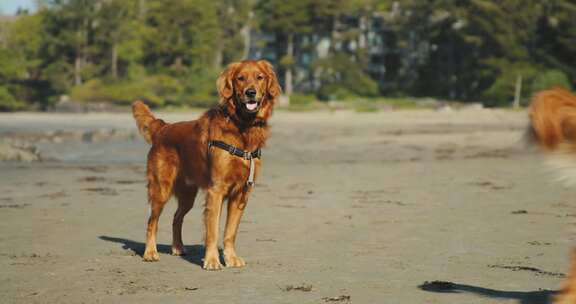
left=246, top=102, right=258, bottom=111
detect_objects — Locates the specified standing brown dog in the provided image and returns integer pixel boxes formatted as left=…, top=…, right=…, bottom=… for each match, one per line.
left=528, top=87, right=576, bottom=303
left=132, top=60, right=281, bottom=270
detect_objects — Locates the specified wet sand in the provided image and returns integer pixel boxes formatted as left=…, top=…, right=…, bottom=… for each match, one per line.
left=0, top=109, right=573, bottom=303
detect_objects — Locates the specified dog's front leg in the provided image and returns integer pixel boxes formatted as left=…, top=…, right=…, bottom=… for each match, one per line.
left=223, top=190, right=250, bottom=268
left=203, top=188, right=224, bottom=270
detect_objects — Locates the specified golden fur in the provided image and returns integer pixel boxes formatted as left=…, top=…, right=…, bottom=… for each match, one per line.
left=132, top=60, right=281, bottom=270
left=529, top=87, right=576, bottom=150
left=528, top=87, right=576, bottom=303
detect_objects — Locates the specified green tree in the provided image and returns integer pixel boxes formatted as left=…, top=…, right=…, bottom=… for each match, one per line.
left=534, top=0, right=576, bottom=85
left=314, top=53, right=379, bottom=100
left=401, top=1, right=537, bottom=101
left=214, top=0, right=254, bottom=68
left=96, top=0, right=143, bottom=80
left=143, top=0, right=219, bottom=73
left=0, top=13, right=48, bottom=109
left=256, top=0, right=313, bottom=95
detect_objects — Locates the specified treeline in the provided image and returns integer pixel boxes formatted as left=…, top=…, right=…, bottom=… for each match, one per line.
left=0, top=0, right=575, bottom=111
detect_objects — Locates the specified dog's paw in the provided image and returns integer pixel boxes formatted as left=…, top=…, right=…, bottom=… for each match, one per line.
left=143, top=251, right=160, bottom=262
left=203, top=256, right=223, bottom=271
left=171, top=246, right=186, bottom=256
left=224, top=255, right=246, bottom=268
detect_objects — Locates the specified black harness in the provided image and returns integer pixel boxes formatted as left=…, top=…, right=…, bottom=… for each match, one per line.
left=208, top=140, right=261, bottom=160
left=208, top=140, right=261, bottom=186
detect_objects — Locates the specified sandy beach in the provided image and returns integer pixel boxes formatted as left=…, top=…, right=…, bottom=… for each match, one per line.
left=0, top=109, right=573, bottom=303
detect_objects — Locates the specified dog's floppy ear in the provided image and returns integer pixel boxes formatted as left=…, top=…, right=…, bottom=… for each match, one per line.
left=217, top=62, right=242, bottom=101
left=258, top=60, right=282, bottom=100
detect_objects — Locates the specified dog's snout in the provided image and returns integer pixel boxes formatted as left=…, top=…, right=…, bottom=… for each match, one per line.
left=245, top=88, right=257, bottom=98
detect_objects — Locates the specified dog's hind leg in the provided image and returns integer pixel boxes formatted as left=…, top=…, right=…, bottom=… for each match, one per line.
left=172, top=180, right=198, bottom=256
left=143, top=149, right=179, bottom=262
left=556, top=249, right=576, bottom=304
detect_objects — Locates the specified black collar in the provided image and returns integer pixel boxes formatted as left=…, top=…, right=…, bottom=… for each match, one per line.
left=208, top=140, right=261, bottom=160
left=221, top=104, right=267, bottom=129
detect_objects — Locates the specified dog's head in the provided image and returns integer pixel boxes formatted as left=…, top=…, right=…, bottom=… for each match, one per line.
left=217, top=60, right=281, bottom=120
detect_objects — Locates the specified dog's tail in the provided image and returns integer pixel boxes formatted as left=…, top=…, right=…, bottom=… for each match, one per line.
left=528, top=87, right=576, bottom=150
left=132, top=100, right=166, bottom=144
left=528, top=88, right=576, bottom=185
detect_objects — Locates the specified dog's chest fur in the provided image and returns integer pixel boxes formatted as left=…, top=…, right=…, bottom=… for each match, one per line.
left=205, top=111, right=269, bottom=188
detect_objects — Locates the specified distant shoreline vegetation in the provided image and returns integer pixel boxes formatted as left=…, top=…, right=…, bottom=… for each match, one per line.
left=0, top=0, right=574, bottom=112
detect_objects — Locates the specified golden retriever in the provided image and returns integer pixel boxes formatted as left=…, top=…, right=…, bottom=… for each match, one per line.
left=528, top=87, right=576, bottom=303
left=131, top=60, right=281, bottom=270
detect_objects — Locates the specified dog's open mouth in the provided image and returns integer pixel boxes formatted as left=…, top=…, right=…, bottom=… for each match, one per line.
left=245, top=100, right=259, bottom=112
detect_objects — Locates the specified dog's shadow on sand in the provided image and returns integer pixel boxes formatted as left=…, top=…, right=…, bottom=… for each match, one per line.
left=99, top=236, right=221, bottom=267
left=419, top=281, right=558, bottom=304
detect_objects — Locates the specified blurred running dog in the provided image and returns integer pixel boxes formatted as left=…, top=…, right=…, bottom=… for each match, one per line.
left=132, top=60, right=280, bottom=270
left=528, top=87, right=576, bottom=303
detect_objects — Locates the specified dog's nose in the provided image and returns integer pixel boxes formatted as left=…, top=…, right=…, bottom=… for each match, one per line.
left=245, top=88, right=257, bottom=98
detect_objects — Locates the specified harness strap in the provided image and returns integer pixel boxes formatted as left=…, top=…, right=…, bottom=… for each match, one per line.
left=247, top=156, right=255, bottom=187
left=208, top=140, right=261, bottom=186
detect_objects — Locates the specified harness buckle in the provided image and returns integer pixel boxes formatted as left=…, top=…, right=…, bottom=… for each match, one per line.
left=243, top=151, right=251, bottom=160
left=227, top=145, right=236, bottom=155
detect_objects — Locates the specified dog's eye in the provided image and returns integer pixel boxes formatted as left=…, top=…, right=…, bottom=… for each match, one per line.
left=237, top=75, right=245, bottom=81
left=257, top=75, right=264, bottom=81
